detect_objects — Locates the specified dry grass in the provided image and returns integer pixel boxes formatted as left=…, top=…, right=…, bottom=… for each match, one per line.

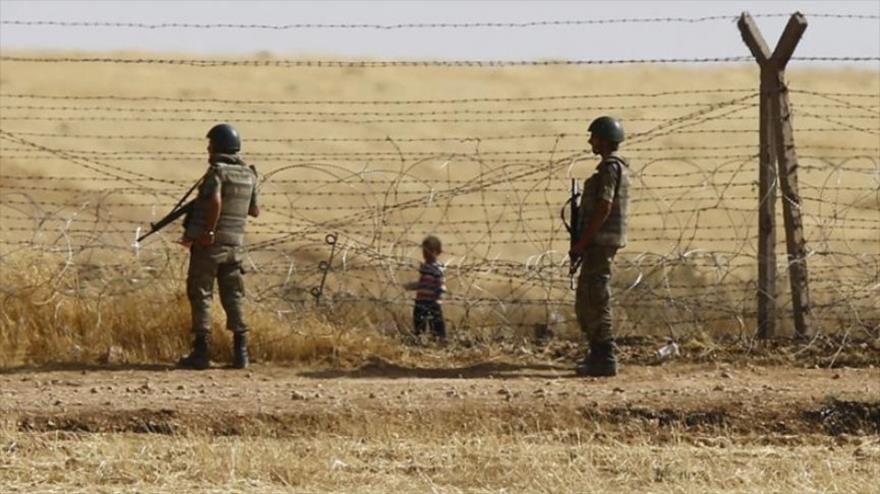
left=0, top=253, right=411, bottom=367
left=1, top=54, right=878, bottom=492
left=0, top=253, right=525, bottom=368
left=2, top=424, right=878, bottom=494
left=1, top=51, right=878, bottom=364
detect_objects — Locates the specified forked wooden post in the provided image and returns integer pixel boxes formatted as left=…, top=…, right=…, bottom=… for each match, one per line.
left=738, top=12, right=813, bottom=338
left=738, top=13, right=777, bottom=339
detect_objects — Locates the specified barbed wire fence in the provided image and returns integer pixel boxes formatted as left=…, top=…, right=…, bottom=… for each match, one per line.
left=0, top=12, right=877, bottom=346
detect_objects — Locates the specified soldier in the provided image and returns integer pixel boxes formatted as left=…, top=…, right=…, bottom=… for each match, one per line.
left=177, top=123, right=260, bottom=370
left=569, top=116, right=629, bottom=377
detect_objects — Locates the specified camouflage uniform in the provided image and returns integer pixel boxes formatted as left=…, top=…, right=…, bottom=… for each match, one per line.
left=575, top=152, right=629, bottom=345
left=184, top=154, right=258, bottom=337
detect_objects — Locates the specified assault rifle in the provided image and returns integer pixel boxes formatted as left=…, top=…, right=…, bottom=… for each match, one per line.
left=137, top=178, right=203, bottom=243
left=560, top=178, right=582, bottom=288
left=137, top=199, right=197, bottom=243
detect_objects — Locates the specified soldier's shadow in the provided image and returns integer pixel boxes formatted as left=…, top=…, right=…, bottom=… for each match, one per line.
left=299, top=358, right=571, bottom=380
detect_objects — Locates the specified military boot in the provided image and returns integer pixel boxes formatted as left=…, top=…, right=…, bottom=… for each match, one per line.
left=232, top=332, right=249, bottom=369
left=177, top=334, right=211, bottom=370
left=575, top=345, right=600, bottom=376
left=576, top=341, right=618, bottom=377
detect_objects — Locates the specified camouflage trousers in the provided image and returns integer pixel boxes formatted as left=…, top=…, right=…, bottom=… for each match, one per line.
left=575, top=246, right=618, bottom=344
left=187, top=243, right=248, bottom=336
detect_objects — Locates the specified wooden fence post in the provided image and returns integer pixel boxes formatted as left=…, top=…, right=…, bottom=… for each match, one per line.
left=738, top=12, right=813, bottom=338
left=738, top=13, right=777, bottom=338
left=769, top=13, right=813, bottom=338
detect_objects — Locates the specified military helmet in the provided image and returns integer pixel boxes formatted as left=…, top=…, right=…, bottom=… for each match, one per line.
left=588, top=116, right=625, bottom=143
left=206, top=123, right=241, bottom=153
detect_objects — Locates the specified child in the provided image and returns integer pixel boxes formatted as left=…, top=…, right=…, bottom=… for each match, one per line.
left=403, top=235, right=447, bottom=340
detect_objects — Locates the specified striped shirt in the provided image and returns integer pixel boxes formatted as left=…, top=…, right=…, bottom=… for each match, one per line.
left=414, top=261, right=447, bottom=303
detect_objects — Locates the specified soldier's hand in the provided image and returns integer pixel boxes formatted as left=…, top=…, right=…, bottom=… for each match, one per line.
left=196, top=231, right=215, bottom=246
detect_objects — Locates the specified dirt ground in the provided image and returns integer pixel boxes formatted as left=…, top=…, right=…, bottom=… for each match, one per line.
left=3, top=359, right=878, bottom=437
left=2, top=359, right=880, bottom=493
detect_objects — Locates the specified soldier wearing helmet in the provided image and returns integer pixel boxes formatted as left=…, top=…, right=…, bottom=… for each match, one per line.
left=569, top=116, right=630, bottom=377
left=178, top=123, right=260, bottom=370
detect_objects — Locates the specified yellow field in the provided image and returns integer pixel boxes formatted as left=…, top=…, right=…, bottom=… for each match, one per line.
left=1, top=48, right=879, bottom=494
left=2, top=52, right=877, bottom=360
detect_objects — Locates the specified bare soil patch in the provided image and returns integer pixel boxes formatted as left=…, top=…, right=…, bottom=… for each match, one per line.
left=3, top=360, right=877, bottom=440
left=3, top=360, right=879, bottom=493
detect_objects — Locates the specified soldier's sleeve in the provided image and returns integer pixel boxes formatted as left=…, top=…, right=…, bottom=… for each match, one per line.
left=596, top=161, right=620, bottom=203
left=248, top=166, right=259, bottom=210
left=198, top=166, right=222, bottom=198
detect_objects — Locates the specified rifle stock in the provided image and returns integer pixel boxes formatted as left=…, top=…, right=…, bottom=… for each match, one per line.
left=137, top=199, right=196, bottom=243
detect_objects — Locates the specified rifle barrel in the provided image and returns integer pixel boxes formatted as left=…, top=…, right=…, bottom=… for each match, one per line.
left=136, top=199, right=195, bottom=243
